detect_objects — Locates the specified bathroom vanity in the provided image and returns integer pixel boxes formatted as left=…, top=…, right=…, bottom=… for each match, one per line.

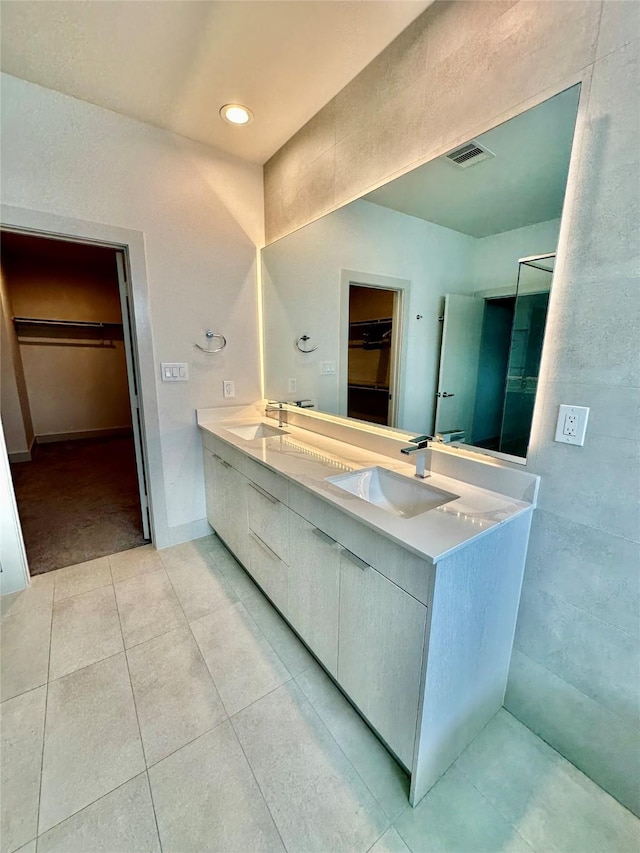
left=198, top=404, right=539, bottom=806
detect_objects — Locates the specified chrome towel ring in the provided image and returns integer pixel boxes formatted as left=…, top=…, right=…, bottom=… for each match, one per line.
left=295, top=334, right=318, bottom=353
left=195, top=330, right=227, bottom=353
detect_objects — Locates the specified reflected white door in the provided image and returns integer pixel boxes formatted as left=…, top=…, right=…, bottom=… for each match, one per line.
left=435, top=294, right=485, bottom=440
left=116, top=252, right=151, bottom=540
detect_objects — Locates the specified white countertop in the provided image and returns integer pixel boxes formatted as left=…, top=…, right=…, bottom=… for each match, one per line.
left=197, top=409, right=536, bottom=564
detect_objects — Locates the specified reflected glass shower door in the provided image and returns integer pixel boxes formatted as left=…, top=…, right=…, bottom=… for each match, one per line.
left=498, top=254, right=554, bottom=457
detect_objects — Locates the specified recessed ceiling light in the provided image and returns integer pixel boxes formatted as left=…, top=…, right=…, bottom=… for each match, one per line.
left=220, top=104, right=254, bottom=126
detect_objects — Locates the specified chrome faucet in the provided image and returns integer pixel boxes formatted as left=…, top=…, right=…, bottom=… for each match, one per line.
left=265, top=400, right=288, bottom=429
left=400, top=435, right=433, bottom=479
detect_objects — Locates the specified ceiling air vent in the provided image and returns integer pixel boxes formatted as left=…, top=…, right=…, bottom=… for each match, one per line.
left=444, top=141, right=495, bottom=169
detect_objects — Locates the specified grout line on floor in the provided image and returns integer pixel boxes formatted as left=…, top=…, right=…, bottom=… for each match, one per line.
left=143, top=717, right=229, bottom=773
left=112, top=578, right=163, bottom=852
left=227, top=711, right=291, bottom=853
left=33, top=771, right=152, bottom=846
left=35, top=601, right=54, bottom=842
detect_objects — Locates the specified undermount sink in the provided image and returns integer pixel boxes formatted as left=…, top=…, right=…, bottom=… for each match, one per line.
left=326, top=466, right=458, bottom=518
left=224, top=422, right=289, bottom=440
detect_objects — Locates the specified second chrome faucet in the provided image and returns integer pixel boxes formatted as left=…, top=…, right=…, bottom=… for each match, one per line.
left=400, top=435, right=433, bottom=479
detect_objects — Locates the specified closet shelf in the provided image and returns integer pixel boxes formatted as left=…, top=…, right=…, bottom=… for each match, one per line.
left=12, top=317, right=123, bottom=329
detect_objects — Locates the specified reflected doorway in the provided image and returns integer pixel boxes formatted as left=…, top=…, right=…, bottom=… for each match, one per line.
left=347, top=284, right=401, bottom=426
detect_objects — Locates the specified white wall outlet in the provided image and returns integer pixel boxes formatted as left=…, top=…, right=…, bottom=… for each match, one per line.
left=161, top=362, right=188, bottom=381
left=555, top=404, right=589, bottom=446
left=320, top=360, right=337, bottom=375
left=223, top=380, right=235, bottom=399
left=287, top=378, right=297, bottom=393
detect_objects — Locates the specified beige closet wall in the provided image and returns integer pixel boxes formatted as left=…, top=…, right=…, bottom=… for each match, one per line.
left=3, top=246, right=131, bottom=440
left=263, top=1, right=640, bottom=815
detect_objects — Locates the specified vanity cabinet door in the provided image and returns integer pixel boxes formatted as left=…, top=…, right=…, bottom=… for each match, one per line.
left=222, top=463, right=250, bottom=569
left=203, top=449, right=227, bottom=540
left=338, top=551, right=427, bottom=769
left=288, top=513, right=340, bottom=676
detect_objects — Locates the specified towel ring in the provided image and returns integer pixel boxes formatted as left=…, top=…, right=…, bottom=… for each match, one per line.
left=195, top=330, right=227, bottom=353
left=295, top=334, right=318, bottom=354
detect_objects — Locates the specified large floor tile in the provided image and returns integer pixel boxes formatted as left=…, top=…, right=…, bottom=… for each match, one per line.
left=148, top=722, right=284, bottom=853
left=127, top=626, right=226, bottom=766
left=12, top=843, right=35, bottom=853
left=233, top=681, right=389, bottom=853
left=49, top=585, right=123, bottom=680
left=0, top=686, right=46, bottom=853
left=114, top=569, right=185, bottom=649
left=0, top=606, right=51, bottom=701
left=243, top=590, right=314, bottom=677
left=296, top=664, right=409, bottom=821
left=369, top=827, right=411, bottom=853
left=160, top=541, right=238, bottom=622
left=191, top=602, right=290, bottom=716
left=52, top=557, right=111, bottom=602
left=1, top=574, right=54, bottom=620
left=455, top=709, right=640, bottom=853
left=37, top=773, right=160, bottom=853
left=395, top=765, right=532, bottom=853
left=39, top=653, right=145, bottom=834
left=109, top=545, right=163, bottom=583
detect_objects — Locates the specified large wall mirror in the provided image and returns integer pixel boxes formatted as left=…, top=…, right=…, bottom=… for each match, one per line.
left=262, top=84, right=580, bottom=462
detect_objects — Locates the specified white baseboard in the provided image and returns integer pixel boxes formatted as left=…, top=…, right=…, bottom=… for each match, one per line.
left=36, top=427, right=133, bottom=444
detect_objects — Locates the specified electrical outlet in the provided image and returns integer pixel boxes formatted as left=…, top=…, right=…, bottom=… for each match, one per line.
left=223, top=380, right=235, bottom=399
left=288, top=378, right=297, bottom=393
left=555, top=404, right=589, bottom=446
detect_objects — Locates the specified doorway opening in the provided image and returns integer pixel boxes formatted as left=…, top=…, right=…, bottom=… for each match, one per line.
left=346, top=284, right=402, bottom=427
left=0, top=230, right=151, bottom=574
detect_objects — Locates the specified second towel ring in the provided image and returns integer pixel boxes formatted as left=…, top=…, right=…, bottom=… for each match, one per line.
left=195, top=330, right=227, bottom=353
left=295, top=334, right=318, bottom=354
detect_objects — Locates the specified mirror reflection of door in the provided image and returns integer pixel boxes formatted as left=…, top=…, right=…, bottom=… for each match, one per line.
left=436, top=253, right=554, bottom=457
left=347, top=284, right=399, bottom=426
left=498, top=255, right=554, bottom=457
left=435, top=294, right=485, bottom=440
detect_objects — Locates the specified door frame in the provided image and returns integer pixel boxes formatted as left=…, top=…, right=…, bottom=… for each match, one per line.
left=0, top=204, right=170, bottom=583
left=338, top=269, right=409, bottom=428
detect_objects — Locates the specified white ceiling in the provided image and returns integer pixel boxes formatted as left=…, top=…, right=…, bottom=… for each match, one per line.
left=364, top=86, right=581, bottom=238
left=0, top=0, right=432, bottom=165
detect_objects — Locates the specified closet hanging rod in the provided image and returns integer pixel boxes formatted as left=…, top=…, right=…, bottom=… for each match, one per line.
left=12, top=317, right=123, bottom=329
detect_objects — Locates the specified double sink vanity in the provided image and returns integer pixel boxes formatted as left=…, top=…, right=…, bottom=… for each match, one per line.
left=198, top=402, right=539, bottom=806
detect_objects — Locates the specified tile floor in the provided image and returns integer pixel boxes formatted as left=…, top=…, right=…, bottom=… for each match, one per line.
left=1, top=536, right=638, bottom=853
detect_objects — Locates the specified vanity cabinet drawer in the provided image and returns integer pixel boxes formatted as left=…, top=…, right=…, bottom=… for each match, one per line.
left=338, top=550, right=428, bottom=769
left=247, top=479, right=290, bottom=564
left=289, top=484, right=433, bottom=606
left=244, top=456, right=288, bottom=504
left=248, top=531, right=288, bottom=614
left=288, top=511, right=340, bottom=676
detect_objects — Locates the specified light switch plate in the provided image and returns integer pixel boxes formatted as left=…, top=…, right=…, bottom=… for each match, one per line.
left=161, top=362, right=188, bottom=381
left=555, top=404, right=589, bottom=445
left=320, top=360, right=336, bottom=375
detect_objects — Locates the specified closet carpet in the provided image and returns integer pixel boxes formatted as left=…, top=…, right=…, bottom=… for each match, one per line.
left=10, top=436, right=147, bottom=575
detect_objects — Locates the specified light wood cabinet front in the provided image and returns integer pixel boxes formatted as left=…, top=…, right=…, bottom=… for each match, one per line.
left=338, top=550, right=428, bottom=768
left=288, top=512, right=341, bottom=676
